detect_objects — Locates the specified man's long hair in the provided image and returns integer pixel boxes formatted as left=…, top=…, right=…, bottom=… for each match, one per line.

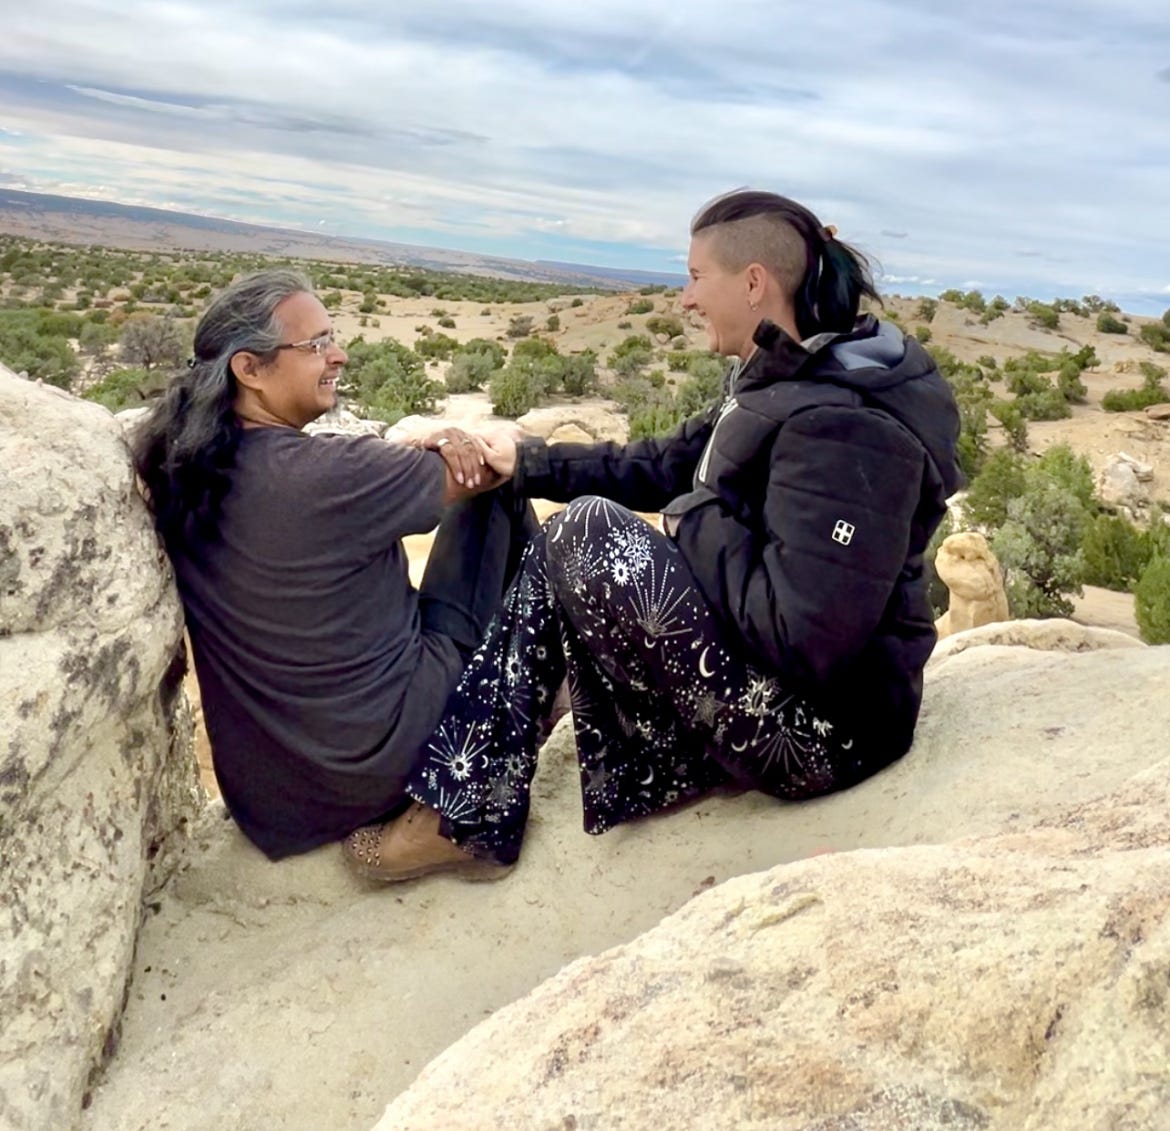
left=132, top=269, right=312, bottom=551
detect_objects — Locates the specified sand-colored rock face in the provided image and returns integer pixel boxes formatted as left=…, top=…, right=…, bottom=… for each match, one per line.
left=933, top=531, right=1010, bottom=639
left=80, top=627, right=1170, bottom=1131
left=0, top=371, right=202, bottom=1130
left=377, top=746, right=1170, bottom=1130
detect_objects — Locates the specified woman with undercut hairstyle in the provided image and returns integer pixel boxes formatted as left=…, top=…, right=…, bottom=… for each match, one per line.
left=345, top=189, right=964, bottom=883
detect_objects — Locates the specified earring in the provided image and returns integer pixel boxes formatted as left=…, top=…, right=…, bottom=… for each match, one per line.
left=749, top=301, right=759, bottom=311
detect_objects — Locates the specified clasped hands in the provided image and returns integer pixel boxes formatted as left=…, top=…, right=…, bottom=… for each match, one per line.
left=405, top=424, right=522, bottom=498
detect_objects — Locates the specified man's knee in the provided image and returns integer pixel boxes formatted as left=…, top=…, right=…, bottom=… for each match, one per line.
left=544, top=496, right=632, bottom=601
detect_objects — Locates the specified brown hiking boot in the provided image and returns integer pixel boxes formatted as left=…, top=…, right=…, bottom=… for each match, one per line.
left=342, top=803, right=512, bottom=884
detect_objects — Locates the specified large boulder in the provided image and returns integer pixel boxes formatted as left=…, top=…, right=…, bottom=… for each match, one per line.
left=81, top=631, right=1170, bottom=1131
left=0, top=372, right=201, bottom=1130
left=378, top=747, right=1170, bottom=1130
left=933, top=531, right=1009, bottom=639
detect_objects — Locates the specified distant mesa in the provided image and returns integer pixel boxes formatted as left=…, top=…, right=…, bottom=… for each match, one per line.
left=0, top=188, right=674, bottom=291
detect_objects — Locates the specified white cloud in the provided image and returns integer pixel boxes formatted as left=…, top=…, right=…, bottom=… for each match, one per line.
left=0, top=0, right=1168, bottom=308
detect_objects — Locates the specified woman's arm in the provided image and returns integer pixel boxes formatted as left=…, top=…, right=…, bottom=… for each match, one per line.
left=481, top=408, right=719, bottom=511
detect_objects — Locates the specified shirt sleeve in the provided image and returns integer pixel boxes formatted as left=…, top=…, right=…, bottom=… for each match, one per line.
left=311, top=434, right=447, bottom=555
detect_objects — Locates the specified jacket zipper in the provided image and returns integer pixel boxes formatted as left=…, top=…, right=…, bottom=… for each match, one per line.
left=695, top=394, right=738, bottom=487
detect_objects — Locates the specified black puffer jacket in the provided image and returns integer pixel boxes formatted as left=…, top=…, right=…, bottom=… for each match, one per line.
left=515, top=315, right=963, bottom=769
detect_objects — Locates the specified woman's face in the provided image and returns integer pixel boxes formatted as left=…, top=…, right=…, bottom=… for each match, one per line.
left=680, top=232, right=757, bottom=359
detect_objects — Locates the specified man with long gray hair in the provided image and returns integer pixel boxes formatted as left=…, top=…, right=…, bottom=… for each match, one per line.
left=134, top=269, right=533, bottom=863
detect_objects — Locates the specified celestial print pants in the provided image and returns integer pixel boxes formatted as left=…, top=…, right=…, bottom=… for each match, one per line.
left=407, top=496, right=860, bottom=864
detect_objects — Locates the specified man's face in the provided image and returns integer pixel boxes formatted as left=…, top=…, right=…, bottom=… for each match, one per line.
left=250, top=291, right=347, bottom=428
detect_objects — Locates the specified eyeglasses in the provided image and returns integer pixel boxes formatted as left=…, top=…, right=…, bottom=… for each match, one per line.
left=274, top=331, right=337, bottom=357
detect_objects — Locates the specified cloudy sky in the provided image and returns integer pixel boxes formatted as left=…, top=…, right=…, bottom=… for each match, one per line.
left=1, top=1, right=1168, bottom=309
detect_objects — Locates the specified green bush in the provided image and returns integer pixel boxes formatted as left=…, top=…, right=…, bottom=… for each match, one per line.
left=626, top=298, right=655, bottom=315
left=569, top=297, right=584, bottom=308
left=989, top=400, right=1028, bottom=451
left=507, top=314, right=534, bottom=339
left=1096, top=311, right=1128, bottom=334
left=545, top=314, right=560, bottom=332
left=445, top=350, right=495, bottom=394
left=1134, top=555, right=1170, bottom=643
left=560, top=350, right=599, bottom=396
left=82, top=367, right=162, bottom=412
left=914, top=325, right=932, bottom=344
left=1139, top=323, right=1170, bottom=352
left=344, top=338, right=440, bottom=420
left=1081, top=513, right=1149, bottom=591
left=963, top=449, right=1028, bottom=529
left=1102, top=362, right=1168, bottom=412
left=1026, top=302, right=1060, bottom=330
left=914, top=298, right=938, bottom=322
left=992, top=480, right=1087, bottom=617
left=414, top=332, right=459, bottom=360
left=489, top=362, right=547, bottom=417
left=0, top=309, right=80, bottom=388
left=645, top=315, right=684, bottom=339
left=457, top=338, right=507, bottom=369
left=437, top=316, right=456, bottom=329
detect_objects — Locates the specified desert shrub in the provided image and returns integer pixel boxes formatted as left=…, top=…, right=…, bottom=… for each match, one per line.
left=914, top=298, right=938, bottom=322
left=977, top=355, right=998, bottom=371
left=507, top=314, right=534, bottom=339
left=626, top=298, right=655, bottom=315
left=616, top=320, right=632, bottom=330
left=489, top=362, right=547, bottom=417
left=344, top=338, right=440, bottom=420
left=458, top=338, right=507, bottom=369
left=414, top=332, right=459, bottom=360
left=560, top=350, right=599, bottom=396
left=570, top=297, right=584, bottom=308
left=545, top=314, right=560, bottom=331
left=989, top=400, right=1029, bottom=451
left=1102, top=363, right=1168, bottom=412
left=359, top=293, right=377, bottom=313
left=118, top=314, right=187, bottom=371
left=1026, top=302, right=1060, bottom=330
left=992, top=480, right=1087, bottom=617
left=321, top=290, right=342, bottom=310
left=963, top=449, right=1028, bottom=529
left=1081, top=513, right=1149, bottom=591
left=1134, top=555, right=1170, bottom=644
left=0, top=310, right=78, bottom=388
left=914, top=325, right=932, bottom=344
left=645, top=315, right=684, bottom=339
left=1139, top=323, right=1170, bottom=352
left=79, top=319, right=119, bottom=356
left=82, top=367, right=164, bottom=411
left=1096, top=311, right=1128, bottom=334
left=437, top=316, right=456, bottom=329
left=445, top=350, right=495, bottom=394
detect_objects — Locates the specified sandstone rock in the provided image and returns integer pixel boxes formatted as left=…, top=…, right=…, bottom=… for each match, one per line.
left=928, top=616, right=1143, bottom=666
left=932, top=531, right=1009, bottom=639
left=1116, top=450, right=1154, bottom=481
left=517, top=403, right=629, bottom=444
left=83, top=643, right=1170, bottom=1131
left=304, top=406, right=389, bottom=438
left=377, top=748, right=1170, bottom=1130
left=1145, top=403, right=1170, bottom=421
left=0, top=371, right=202, bottom=1131
left=1097, top=455, right=1149, bottom=509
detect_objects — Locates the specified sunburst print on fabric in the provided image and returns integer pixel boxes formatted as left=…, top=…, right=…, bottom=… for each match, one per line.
left=408, top=496, right=858, bottom=865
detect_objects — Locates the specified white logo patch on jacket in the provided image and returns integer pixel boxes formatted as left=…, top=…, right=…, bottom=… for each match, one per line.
left=832, top=520, right=855, bottom=546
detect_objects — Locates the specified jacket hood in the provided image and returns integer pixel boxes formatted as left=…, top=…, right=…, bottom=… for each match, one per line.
left=748, top=314, right=965, bottom=497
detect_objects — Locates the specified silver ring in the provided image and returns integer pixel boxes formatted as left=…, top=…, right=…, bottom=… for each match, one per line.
left=435, top=437, right=450, bottom=448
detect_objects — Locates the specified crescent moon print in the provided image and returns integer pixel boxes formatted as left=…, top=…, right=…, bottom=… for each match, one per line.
left=640, top=769, right=654, bottom=786
left=698, top=646, right=715, bottom=678
left=842, top=739, right=854, bottom=750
